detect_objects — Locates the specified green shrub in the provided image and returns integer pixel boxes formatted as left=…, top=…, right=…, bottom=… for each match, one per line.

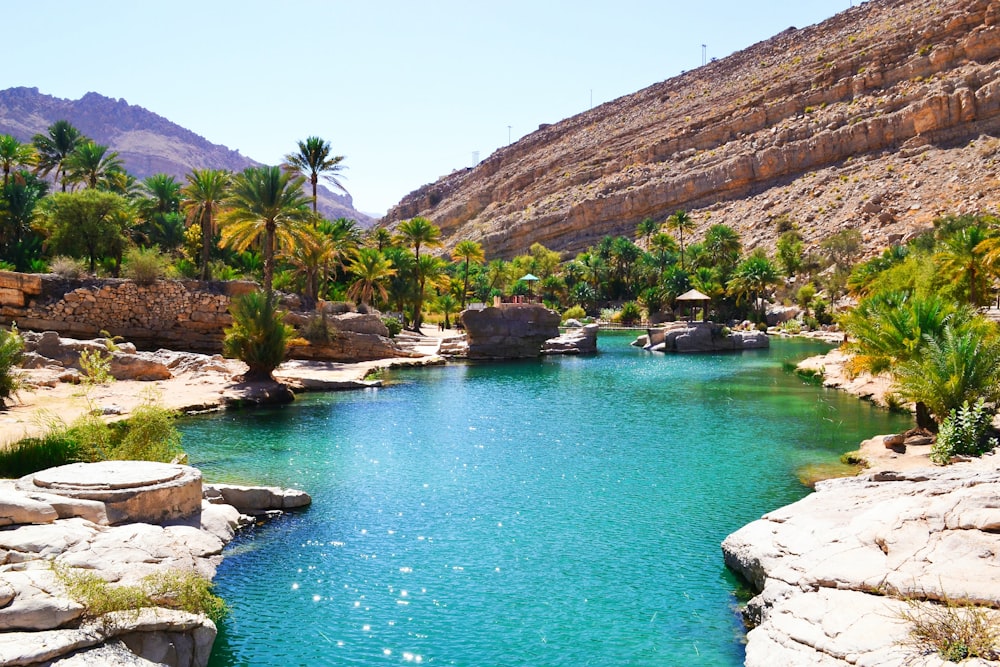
left=111, top=403, right=183, bottom=462
left=170, top=258, right=199, bottom=279
left=122, top=247, right=167, bottom=285
left=381, top=316, right=402, bottom=338
left=0, top=326, right=24, bottom=405
left=78, top=348, right=113, bottom=385
left=562, top=305, right=586, bottom=322
left=619, top=301, right=642, bottom=325
left=223, top=290, right=293, bottom=382
left=931, top=398, right=998, bottom=464
left=54, top=565, right=227, bottom=625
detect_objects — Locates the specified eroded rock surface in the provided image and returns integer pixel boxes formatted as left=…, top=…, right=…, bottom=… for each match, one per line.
left=0, top=466, right=310, bottom=667
left=640, top=322, right=769, bottom=353
left=722, top=462, right=1000, bottom=666
left=461, top=304, right=562, bottom=359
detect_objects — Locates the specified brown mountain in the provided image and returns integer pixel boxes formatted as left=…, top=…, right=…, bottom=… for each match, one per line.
left=384, top=0, right=1000, bottom=259
left=0, top=87, right=372, bottom=225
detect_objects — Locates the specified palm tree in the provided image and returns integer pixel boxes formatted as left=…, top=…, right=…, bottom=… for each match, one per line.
left=65, top=141, right=124, bottom=189
left=141, top=174, right=181, bottom=215
left=703, top=224, right=742, bottom=277
left=219, top=166, right=312, bottom=293
left=396, top=216, right=441, bottom=264
left=436, top=293, right=459, bottom=329
left=635, top=217, right=658, bottom=245
left=414, top=254, right=450, bottom=329
left=935, top=225, right=993, bottom=307
left=181, top=169, right=230, bottom=280
left=283, top=136, right=347, bottom=214
left=368, top=227, right=392, bottom=251
left=727, top=252, right=780, bottom=322
left=32, top=120, right=83, bottom=192
left=0, top=135, right=34, bottom=188
left=451, top=239, right=485, bottom=309
left=665, top=210, right=695, bottom=269
left=894, top=323, right=1000, bottom=425
left=223, top=290, right=293, bottom=382
left=346, top=247, right=396, bottom=307
left=282, top=226, right=336, bottom=305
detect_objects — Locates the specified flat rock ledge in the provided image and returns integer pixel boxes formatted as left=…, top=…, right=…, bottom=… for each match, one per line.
left=722, top=461, right=1000, bottom=666
left=0, top=463, right=311, bottom=667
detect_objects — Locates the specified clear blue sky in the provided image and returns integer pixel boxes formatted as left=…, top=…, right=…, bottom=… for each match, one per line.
left=7, top=1, right=853, bottom=217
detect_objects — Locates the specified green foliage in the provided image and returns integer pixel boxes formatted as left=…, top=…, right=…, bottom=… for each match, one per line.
left=898, top=596, right=1000, bottom=661
left=562, top=305, right=586, bottom=321
left=894, top=322, right=1000, bottom=423
left=619, top=301, right=642, bottom=325
left=381, top=315, right=402, bottom=338
left=122, top=247, right=168, bottom=285
left=78, top=348, right=113, bottom=385
left=931, top=398, right=999, bottom=464
left=223, top=290, right=293, bottom=381
left=0, top=429, right=80, bottom=477
left=113, top=402, right=184, bottom=462
left=35, top=190, right=134, bottom=273
left=54, top=565, right=227, bottom=625
left=0, top=326, right=24, bottom=405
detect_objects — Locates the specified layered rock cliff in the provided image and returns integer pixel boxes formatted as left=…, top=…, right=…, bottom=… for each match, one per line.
left=385, top=0, right=1000, bottom=259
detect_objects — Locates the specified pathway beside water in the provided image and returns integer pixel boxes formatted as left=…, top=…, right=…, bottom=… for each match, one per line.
left=180, top=335, right=912, bottom=666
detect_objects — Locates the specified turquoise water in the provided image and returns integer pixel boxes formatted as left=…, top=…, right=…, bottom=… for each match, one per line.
left=180, top=335, right=912, bottom=666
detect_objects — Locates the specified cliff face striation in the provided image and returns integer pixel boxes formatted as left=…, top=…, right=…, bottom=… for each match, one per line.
left=385, top=0, right=1000, bottom=259
left=0, top=87, right=371, bottom=225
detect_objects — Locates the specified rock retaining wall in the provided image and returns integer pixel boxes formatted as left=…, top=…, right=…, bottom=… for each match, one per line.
left=0, top=272, right=255, bottom=353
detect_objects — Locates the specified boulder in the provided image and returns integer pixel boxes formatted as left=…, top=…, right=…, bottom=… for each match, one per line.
left=204, top=484, right=312, bottom=514
left=642, top=322, right=769, bottom=353
left=461, top=304, right=561, bottom=359
left=542, top=324, right=599, bottom=355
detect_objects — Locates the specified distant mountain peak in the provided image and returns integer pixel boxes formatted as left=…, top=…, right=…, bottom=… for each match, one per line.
left=0, top=87, right=371, bottom=225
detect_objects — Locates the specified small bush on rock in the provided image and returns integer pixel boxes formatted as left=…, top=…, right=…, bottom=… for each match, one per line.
left=122, top=247, right=168, bottom=285
left=50, top=256, right=87, bottom=279
left=381, top=316, right=402, bottom=338
left=562, top=305, right=586, bottom=322
left=0, top=326, right=24, bottom=406
left=899, top=597, right=1000, bottom=661
left=931, top=398, right=998, bottom=464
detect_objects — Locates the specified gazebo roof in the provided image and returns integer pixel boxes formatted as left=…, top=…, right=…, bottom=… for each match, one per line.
left=676, top=288, right=711, bottom=301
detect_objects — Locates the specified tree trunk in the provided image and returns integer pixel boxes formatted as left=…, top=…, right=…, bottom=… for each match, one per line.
left=915, top=401, right=937, bottom=432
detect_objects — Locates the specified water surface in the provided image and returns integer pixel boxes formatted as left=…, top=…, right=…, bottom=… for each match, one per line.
left=180, top=335, right=911, bottom=666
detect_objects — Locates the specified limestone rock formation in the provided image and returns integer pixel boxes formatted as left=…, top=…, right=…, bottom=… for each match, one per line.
left=0, top=465, right=311, bottom=666
left=542, top=323, right=599, bottom=355
left=722, top=460, right=1000, bottom=666
left=460, top=304, right=561, bottom=359
left=639, top=322, right=769, bottom=353
left=385, top=0, right=1000, bottom=261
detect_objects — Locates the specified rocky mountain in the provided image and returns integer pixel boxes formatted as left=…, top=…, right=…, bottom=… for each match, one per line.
left=0, top=87, right=372, bottom=225
left=384, top=0, right=1000, bottom=259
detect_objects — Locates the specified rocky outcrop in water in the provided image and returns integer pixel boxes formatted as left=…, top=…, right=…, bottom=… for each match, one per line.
left=385, top=0, right=1000, bottom=261
left=722, top=459, right=1000, bottom=666
left=460, top=304, right=561, bottom=359
left=542, top=323, right=599, bottom=355
left=635, top=322, right=769, bottom=353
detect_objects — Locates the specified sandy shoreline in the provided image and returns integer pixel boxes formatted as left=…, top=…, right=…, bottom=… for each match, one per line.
left=0, top=326, right=454, bottom=446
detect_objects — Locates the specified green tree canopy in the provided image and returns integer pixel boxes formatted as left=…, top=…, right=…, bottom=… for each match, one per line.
left=32, top=120, right=83, bottom=192
left=35, top=190, right=134, bottom=272
left=284, top=136, right=347, bottom=214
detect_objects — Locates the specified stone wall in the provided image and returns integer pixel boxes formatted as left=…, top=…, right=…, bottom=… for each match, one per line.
left=0, top=272, right=256, bottom=353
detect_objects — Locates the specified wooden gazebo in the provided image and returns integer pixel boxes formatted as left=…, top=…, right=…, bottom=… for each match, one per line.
left=676, top=288, right=711, bottom=322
